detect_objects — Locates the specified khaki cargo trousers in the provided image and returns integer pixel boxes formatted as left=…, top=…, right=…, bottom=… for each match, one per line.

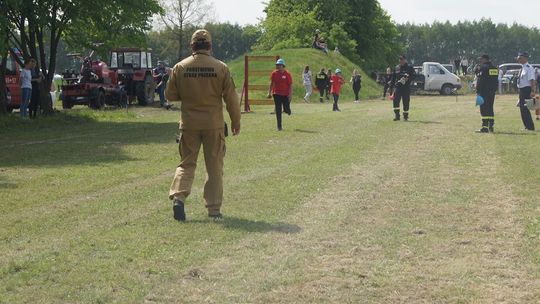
left=169, top=128, right=226, bottom=216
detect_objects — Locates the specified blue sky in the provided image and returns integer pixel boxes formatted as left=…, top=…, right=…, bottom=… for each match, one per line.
left=213, top=0, right=540, bottom=28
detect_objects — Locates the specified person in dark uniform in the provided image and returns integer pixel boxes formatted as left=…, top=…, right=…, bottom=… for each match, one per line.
left=390, top=55, right=415, bottom=121
left=315, top=68, right=328, bottom=103
left=475, top=54, right=499, bottom=133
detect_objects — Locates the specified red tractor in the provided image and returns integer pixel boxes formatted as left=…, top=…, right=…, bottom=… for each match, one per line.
left=60, top=48, right=155, bottom=109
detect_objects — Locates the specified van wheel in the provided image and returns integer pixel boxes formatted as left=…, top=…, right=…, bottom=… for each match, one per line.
left=6, top=106, right=13, bottom=113
left=441, top=84, right=454, bottom=95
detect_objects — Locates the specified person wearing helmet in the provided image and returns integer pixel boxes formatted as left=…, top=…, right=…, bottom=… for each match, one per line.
left=165, top=29, right=241, bottom=221
left=390, top=55, right=415, bottom=121
left=475, top=54, right=499, bottom=133
left=268, top=58, right=293, bottom=131
left=330, top=68, right=345, bottom=111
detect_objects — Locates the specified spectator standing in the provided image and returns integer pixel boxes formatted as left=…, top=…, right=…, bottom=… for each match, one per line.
left=268, top=58, right=293, bottom=131
left=350, top=69, right=362, bottom=103
left=536, top=68, right=540, bottom=120
left=19, top=58, right=36, bottom=119
left=454, top=57, right=461, bottom=76
left=302, top=65, right=313, bottom=103
left=153, top=61, right=169, bottom=107
left=516, top=52, right=536, bottom=131
left=315, top=68, right=328, bottom=103
left=383, top=67, right=392, bottom=99
left=461, top=57, right=469, bottom=75
left=330, top=69, right=345, bottom=112
left=29, top=68, right=43, bottom=119
left=325, top=69, right=332, bottom=102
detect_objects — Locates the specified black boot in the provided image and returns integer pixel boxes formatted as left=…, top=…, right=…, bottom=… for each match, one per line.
left=488, top=119, right=495, bottom=133
left=393, top=112, right=400, bottom=121
left=403, top=112, right=409, bottom=121
left=173, top=199, right=186, bottom=222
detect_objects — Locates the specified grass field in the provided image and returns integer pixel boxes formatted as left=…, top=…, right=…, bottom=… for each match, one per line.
left=1, top=94, right=539, bottom=303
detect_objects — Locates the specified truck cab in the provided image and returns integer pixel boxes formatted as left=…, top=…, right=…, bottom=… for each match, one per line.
left=413, top=62, right=462, bottom=95
left=1, top=49, right=24, bottom=112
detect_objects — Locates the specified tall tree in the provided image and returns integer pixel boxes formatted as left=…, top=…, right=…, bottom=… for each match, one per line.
left=258, top=0, right=402, bottom=69
left=2, top=0, right=161, bottom=115
left=158, top=0, right=215, bottom=60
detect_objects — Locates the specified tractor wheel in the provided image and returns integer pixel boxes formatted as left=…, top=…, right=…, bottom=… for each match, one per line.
left=90, top=90, right=105, bottom=110
left=136, top=74, right=154, bottom=106
left=6, top=106, right=13, bottom=113
left=62, top=97, right=74, bottom=109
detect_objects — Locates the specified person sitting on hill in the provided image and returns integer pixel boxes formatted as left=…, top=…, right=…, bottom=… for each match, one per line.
left=312, top=29, right=329, bottom=54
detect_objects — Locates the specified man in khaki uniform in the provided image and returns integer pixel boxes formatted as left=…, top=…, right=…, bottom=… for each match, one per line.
left=165, top=29, right=241, bottom=221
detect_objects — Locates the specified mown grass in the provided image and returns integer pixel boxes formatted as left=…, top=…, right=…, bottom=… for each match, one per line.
left=0, top=94, right=539, bottom=303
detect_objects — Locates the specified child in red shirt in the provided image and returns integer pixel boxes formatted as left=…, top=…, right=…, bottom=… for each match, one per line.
left=268, top=58, right=293, bottom=131
left=330, top=69, right=345, bottom=112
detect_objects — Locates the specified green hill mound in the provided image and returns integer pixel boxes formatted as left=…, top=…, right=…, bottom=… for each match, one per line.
left=228, top=48, right=381, bottom=103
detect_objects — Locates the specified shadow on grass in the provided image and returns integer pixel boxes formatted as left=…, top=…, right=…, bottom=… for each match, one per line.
left=0, top=110, right=178, bottom=167
left=494, top=131, right=537, bottom=136
left=407, top=120, right=443, bottom=125
left=191, top=217, right=302, bottom=234
left=294, top=129, right=319, bottom=134
left=0, top=175, right=18, bottom=189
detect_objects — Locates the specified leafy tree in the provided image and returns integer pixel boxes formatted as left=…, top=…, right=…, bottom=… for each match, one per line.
left=258, top=0, right=402, bottom=70
left=147, top=23, right=262, bottom=65
left=2, top=0, right=161, bottom=115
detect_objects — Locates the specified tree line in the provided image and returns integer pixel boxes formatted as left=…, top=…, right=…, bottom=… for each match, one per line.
left=397, top=19, right=540, bottom=66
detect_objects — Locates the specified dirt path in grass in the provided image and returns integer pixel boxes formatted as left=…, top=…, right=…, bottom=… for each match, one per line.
left=146, top=103, right=539, bottom=303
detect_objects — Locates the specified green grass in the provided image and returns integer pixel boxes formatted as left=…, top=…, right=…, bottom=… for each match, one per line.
left=228, top=48, right=381, bottom=102
left=0, top=95, right=539, bottom=303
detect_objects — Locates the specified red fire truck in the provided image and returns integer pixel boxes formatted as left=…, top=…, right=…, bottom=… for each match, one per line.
left=2, top=49, right=24, bottom=113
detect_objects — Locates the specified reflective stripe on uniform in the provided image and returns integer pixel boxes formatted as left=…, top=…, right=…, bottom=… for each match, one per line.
left=393, top=108, right=400, bottom=110
left=481, top=116, right=494, bottom=119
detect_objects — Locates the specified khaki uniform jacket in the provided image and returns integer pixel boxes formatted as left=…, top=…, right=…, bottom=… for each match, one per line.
left=165, top=50, right=241, bottom=130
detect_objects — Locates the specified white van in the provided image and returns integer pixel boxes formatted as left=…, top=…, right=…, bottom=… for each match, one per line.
left=412, top=62, right=462, bottom=95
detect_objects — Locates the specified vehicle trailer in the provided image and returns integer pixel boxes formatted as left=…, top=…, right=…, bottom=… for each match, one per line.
left=60, top=48, right=154, bottom=109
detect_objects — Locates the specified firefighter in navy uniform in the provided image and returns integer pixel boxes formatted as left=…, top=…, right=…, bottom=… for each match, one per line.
left=475, top=54, right=499, bottom=133
left=390, top=55, right=415, bottom=121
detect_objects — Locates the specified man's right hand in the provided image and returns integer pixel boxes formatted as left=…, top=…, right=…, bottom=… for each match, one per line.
left=232, top=126, right=240, bottom=136
left=267, top=93, right=272, bottom=99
